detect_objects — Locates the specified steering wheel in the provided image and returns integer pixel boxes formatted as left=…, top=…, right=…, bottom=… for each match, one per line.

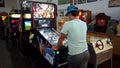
left=96, top=40, right=104, bottom=50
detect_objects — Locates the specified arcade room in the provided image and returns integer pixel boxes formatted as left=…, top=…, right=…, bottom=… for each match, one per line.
left=0, top=0, right=120, bottom=68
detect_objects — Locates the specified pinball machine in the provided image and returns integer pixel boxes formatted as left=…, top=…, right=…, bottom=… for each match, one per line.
left=21, top=1, right=68, bottom=68
left=32, top=2, right=68, bottom=68
left=87, top=32, right=113, bottom=68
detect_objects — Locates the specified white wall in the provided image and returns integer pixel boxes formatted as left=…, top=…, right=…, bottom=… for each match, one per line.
left=0, top=0, right=48, bottom=13
left=53, top=0, right=120, bottom=20
left=1, top=0, right=120, bottom=20
left=0, top=0, right=18, bottom=13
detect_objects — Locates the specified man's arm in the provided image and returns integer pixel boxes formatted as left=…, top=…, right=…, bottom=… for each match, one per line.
left=51, top=33, right=66, bottom=50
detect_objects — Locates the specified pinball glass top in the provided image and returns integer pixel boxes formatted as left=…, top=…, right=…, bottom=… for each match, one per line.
left=40, top=28, right=59, bottom=45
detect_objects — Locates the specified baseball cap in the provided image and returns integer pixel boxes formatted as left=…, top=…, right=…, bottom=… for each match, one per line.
left=65, top=5, right=78, bottom=16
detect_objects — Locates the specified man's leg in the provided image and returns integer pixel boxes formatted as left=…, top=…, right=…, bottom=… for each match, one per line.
left=68, top=50, right=90, bottom=68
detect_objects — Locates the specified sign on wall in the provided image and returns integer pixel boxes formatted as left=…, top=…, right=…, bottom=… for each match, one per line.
left=109, top=0, right=120, bottom=7
left=0, top=0, right=5, bottom=7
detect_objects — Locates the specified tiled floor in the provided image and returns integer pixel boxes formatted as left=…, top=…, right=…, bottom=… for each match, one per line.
left=0, top=39, right=120, bottom=68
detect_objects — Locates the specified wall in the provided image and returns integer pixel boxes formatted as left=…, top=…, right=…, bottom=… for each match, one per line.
left=53, top=0, right=120, bottom=21
left=27, top=0, right=47, bottom=2
left=1, top=0, right=120, bottom=20
left=0, top=0, right=18, bottom=13
left=0, top=0, right=48, bottom=13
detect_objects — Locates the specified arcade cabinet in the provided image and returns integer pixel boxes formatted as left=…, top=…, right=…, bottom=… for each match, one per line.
left=20, top=1, right=33, bottom=56
left=106, top=20, right=118, bottom=35
left=9, top=14, right=21, bottom=47
left=116, top=23, right=120, bottom=36
left=78, top=10, right=91, bottom=24
left=0, top=16, right=2, bottom=37
left=0, top=11, right=8, bottom=39
left=94, top=13, right=110, bottom=33
left=78, top=10, right=83, bottom=20
left=82, top=10, right=91, bottom=24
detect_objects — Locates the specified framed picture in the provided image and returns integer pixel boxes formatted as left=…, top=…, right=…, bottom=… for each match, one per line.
left=87, top=0, right=97, bottom=2
left=47, top=0, right=52, bottom=2
left=58, top=0, right=70, bottom=5
left=109, top=0, right=120, bottom=7
left=74, top=0, right=78, bottom=5
left=78, top=0, right=86, bottom=4
left=0, top=0, right=5, bottom=7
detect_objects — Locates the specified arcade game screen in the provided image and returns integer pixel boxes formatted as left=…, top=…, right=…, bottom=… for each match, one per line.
left=11, top=20, right=19, bottom=24
left=1, top=16, right=7, bottom=21
left=24, top=21, right=31, bottom=30
left=33, top=3, right=55, bottom=18
left=10, top=20, right=19, bottom=32
left=34, top=20, right=52, bottom=28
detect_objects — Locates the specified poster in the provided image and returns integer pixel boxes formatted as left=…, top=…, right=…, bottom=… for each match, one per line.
left=78, top=0, right=86, bottom=4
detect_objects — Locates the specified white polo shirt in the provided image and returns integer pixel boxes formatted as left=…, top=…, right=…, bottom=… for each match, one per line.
left=61, top=19, right=88, bottom=55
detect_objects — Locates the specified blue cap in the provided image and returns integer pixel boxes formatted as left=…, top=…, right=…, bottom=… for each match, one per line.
left=65, top=5, right=78, bottom=16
